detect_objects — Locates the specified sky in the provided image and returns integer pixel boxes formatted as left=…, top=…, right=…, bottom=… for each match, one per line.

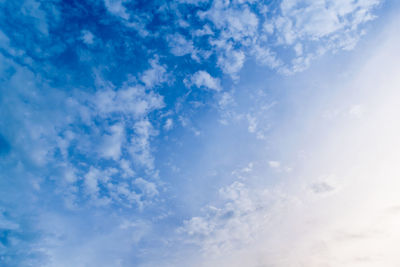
left=1, top=0, right=400, bottom=266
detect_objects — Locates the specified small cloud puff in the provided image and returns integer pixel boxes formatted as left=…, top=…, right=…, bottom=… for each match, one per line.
left=217, top=49, right=245, bottom=80
left=166, top=33, right=195, bottom=57
left=189, top=70, right=222, bottom=92
left=140, top=58, right=169, bottom=88
left=268, top=161, right=281, bottom=168
left=81, top=30, right=95, bottom=45
left=99, top=123, right=125, bottom=161
left=104, top=0, right=129, bottom=20
left=164, top=118, right=174, bottom=131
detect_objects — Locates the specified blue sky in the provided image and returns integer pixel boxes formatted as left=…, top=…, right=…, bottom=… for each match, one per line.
left=1, top=0, right=400, bottom=266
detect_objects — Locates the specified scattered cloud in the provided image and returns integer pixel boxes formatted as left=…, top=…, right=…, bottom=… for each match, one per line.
left=0, top=0, right=389, bottom=266
left=104, top=0, right=130, bottom=20
left=81, top=30, right=95, bottom=45
left=189, top=70, right=222, bottom=91
left=167, top=33, right=195, bottom=57
left=164, top=118, right=174, bottom=131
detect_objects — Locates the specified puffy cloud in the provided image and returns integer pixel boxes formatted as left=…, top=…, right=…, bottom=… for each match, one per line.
left=81, top=30, right=95, bottom=45
left=140, top=58, right=169, bottom=88
left=189, top=70, right=222, bottom=91
left=167, top=33, right=195, bottom=57
left=268, top=160, right=281, bottom=168
left=94, top=85, right=164, bottom=118
left=84, top=167, right=103, bottom=197
left=103, top=0, right=130, bottom=20
left=217, top=49, right=245, bottom=80
left=276, top=0, right=379, bottom=43
left=99, top=123, right=125, bottom=161
left=199, top=2, right=259, bottom=43
left=164, top=118, right=174, bottom=131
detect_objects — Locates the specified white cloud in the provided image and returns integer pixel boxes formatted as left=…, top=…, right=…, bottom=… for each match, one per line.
left=180, top=181, right=268, bottom=255
left=81, top=30, right=95, bottom=45
left=164, top=118, right=174, bottom=131
left=64, top=168, right=77, bottom=184
left=268, top=161, right=280, bottom=168
left=140, top=58, right=169, bottom=88
left=197, top=2, right=259, bottom=78
left=189, top=70, right=222, bottom=91
left=21, top=0, right=50, bottom=35
left=129, top=119, right=157, bottom=170
left=167, top=33, right=195, bottom=57
left=119, top=159, right=135, bottom=178
left=94, top=85, right=164, bottom=118
left=84, top=167, right=102, bottom=197
left=0, top=53, right=165, bottom=210
left=250, top=44, right=282, bottom=69
left=267, top=0, right=380, bottom=71
left=246, top=114, right=257, bottom=133
left=104, top=0, right=129, bottom=20
left=134, top=177, right=158, bottom=198
left=99, top=123, right=125, bottom=161
left=199, top=3, right=259, bottom=43
left=178, top=0, right=209, bottom=5
left=193, top=24, right=214, bottom=37
left=217, top=49, right=245, bottom=80
left=193, top=0, right=381, bottom=78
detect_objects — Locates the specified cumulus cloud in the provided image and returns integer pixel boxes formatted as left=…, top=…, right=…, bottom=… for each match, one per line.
left=189, top=70, right=222, bottom=91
